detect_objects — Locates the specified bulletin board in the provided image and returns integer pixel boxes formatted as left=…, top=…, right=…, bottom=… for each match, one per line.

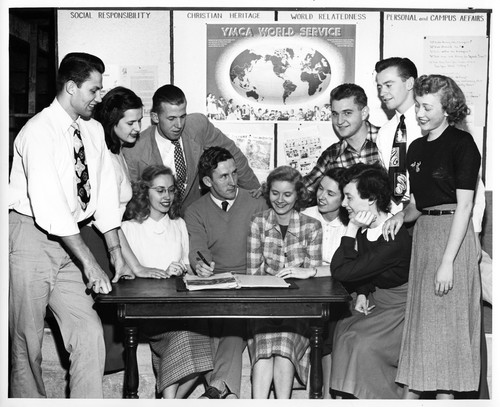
left=57, top=9, right=171, bottom=115
left=56, top=6, right=492, bottom=183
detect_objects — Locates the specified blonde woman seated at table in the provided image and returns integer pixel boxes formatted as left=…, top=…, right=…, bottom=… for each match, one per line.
left=247, top=166, right=322, bottom=399
left=302, top=167, right=349, bottom=398
left=122, top=165, right=213, bottom=398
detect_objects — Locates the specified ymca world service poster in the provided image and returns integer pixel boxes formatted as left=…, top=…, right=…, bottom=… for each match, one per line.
left=206, top=23, right=356, bottom=122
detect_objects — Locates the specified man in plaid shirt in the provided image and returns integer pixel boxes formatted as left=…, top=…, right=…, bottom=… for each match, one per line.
left=303, top=83, right=381, bottom=203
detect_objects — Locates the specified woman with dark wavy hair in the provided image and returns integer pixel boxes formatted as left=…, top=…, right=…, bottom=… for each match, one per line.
left=247, top=165, right=322, bottom=398
left=122, top=165, right=213, bottom=398
left=82, top=87, right=166, bottom=373
left=384, top=74, right=481, bottom=399
left=329, top=163, right=411, bottom=399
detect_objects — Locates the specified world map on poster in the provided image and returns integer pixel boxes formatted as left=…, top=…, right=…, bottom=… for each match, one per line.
left=229, top=47, right=331, bottom=104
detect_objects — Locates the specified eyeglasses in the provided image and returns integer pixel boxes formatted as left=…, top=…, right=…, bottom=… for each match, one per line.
left=149, top=186, right=175, bottom=195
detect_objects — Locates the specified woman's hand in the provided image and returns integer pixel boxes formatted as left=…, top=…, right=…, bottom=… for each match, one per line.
left=382, top=212, right=404, bottom=241
left=354, top=294, right=376, bottom=315
left=133, top=266, right=168, bottom=279
left=435, top=261, right=454, bottom=296
left=277, top=267, right=317, bottom=279
left=166, top=261, right=188, bottom=277
left=350, top=211, right=376, bottom=228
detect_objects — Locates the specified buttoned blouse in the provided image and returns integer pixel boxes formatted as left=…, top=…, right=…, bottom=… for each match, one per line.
left=247, top=208, right=322, bottom=275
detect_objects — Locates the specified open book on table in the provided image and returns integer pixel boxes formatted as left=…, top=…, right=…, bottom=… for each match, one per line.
left=183, top=272, right=291, bottom=291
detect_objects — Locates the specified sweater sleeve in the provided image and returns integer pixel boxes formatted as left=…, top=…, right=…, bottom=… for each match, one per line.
left=184, top=203, right=212, bottom=272
left=330, top=233, right=406, bottom=283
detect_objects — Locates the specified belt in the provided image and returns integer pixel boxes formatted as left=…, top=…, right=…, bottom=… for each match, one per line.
left=421, top=209, right=455, bottom=216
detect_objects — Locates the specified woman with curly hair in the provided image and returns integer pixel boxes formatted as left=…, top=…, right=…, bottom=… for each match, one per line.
left=329, top=163, right=411, bottom=399
left=122, top=165, right=213, bottom=398
left=83, top=87, right=166, bottom=373
left=384, top=75, right=482, bottom=399
left=247, top=165, right=322, bottom=398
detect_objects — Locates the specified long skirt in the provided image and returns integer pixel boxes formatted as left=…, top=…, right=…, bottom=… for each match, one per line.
left=396, top=205, right=481, bottom=392
left=248, top=319, right=310, bottom=385
left=146, top=320, right=213, bottom=393
left=330, top=284, right=407, bottom=399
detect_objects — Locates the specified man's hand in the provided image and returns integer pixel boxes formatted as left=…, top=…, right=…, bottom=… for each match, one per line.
left=382, top=212, right=404, bottom=241
left=83, top=259, right=113, bottom=294
left=195, top=260, right=215, bottom=277
left=249, top=187, right=263, bottom=199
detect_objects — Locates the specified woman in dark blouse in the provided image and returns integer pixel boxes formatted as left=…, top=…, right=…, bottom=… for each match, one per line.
left=329, top=163, right=411, bottom=399
left=384, top=74, right=481, bottom=399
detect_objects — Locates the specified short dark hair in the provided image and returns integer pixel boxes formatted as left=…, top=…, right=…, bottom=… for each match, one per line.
left=123, top=165, right=181, bottom=222
left=341, top=163, right=391, bottom=213
left=321, top=167, right=349, bottom=226
left=56, top=52, right=105, bottom=94
left=93, top=86, right=143, bottom=154
left=151, top=84, right=186, bottom=114
left=198, top=147, right=235, bottom=193
left=414, top=74, right=469, bottom=125
left=374, top=57, right=418, bottom=81
left=330, top=83, right=368, bottom=109
left=263, top=166, right=310, bottom=211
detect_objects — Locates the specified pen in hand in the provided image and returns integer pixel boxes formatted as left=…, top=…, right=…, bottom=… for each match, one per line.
left=197, top=251, right=211, bottom=267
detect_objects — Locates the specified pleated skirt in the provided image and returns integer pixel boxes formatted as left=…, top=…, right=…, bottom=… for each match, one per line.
left=247, top=319, right=310, bottom=385
left=330, top=283, right=407, bottom=399
left=146, top=321, right=214, bottom=393
left=396, top=206, right=481, bottom=392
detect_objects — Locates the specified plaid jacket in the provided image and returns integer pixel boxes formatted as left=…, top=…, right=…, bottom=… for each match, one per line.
left=303, top=121, right=381, bottom=194
left=247, top=208, right=322, bottom=275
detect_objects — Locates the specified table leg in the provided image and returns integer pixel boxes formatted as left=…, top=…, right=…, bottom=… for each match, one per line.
left=309, top=321, right=323, bottom=399
left=123, top=326, right=139, bottom=398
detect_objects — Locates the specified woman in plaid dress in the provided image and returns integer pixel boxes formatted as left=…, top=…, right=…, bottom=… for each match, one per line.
left=247, top=166, right=322, bottom=398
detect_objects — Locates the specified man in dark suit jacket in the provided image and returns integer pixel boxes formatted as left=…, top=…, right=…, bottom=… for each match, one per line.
left=122, top=84, right=260, bottom=213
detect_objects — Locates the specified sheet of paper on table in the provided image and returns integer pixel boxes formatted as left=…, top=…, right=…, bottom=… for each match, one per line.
left=183, top=272, right=290, bottom=291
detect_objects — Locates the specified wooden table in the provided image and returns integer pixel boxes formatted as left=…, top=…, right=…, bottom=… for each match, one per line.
left=96, top=276, right=351, bottom=399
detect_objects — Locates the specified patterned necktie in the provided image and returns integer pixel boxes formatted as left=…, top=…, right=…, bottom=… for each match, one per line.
left=221, top=201, right=229, bottom=211
left=171, top=139, right=187, bottom=198
left=388, top=114, right=407, bottom=204
left=72, top=122, right=91, bottom=210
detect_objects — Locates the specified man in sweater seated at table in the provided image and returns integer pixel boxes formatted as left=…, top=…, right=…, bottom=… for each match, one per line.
left=184, top=146, right=268, bottom=399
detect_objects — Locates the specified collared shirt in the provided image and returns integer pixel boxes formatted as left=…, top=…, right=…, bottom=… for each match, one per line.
left=302, top=206, right=347, bottom=265
left=247, top=208, right=322, bottom=275
left=210, top=189, right=238, bottom=211
left=303, top=121, right=380, bottom=193
left=9, top=98, right=120, bottom=236
left=155, top=128, right=187, bottom=184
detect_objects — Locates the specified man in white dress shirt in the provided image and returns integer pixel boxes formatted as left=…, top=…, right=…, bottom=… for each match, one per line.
left=9, top=52, right=132, bottom=398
